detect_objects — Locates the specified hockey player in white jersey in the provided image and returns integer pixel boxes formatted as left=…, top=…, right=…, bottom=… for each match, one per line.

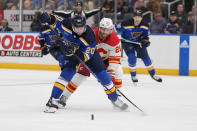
left=58, top=18, right=126, bottom=110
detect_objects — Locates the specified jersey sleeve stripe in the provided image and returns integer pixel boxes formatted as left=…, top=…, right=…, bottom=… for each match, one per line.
left=42, top=29, right=51, bottom=34
left=123, top=25, right=134, bottom=29
left=140, top=25, right=149, bottom=30
left=109, top=56, right=121, bottom=63
left=79, top=37, right=89, bottom=46
left=108, top=60, right=121, bottom=64
left=61, top=25, right=72, bottom=34
left=109, top=56, right=121, bottom=59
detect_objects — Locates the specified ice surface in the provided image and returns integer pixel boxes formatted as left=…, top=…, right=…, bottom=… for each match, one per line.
left=0, top=69, right=197, bottom=131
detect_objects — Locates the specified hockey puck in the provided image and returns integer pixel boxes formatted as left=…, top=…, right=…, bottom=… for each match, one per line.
left=91, top=114, right=94, bottom=120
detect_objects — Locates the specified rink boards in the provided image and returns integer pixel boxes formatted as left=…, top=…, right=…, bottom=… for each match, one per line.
left=0, top=32, right=197, bottom=76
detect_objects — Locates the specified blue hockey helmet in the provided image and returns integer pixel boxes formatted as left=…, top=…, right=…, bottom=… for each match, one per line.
left=71, top=14, right=86, bottom=28
left=134, top=10, right=143, bottom=17
left=71, top=14, right=86, bottom=35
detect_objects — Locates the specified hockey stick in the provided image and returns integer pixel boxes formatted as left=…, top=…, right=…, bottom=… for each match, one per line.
left=46, top=23, right=145, bottom=114
left=113, top=25, right=142, bottom=47
left=120, top=38, right=142, bottom=47
left=74, top=54, right=145, bottom=114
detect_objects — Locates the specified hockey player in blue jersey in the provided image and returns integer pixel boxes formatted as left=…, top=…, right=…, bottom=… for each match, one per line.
left=38, top=25, right=65, bottom=66
left=116, top=10, right=162, bottom=84
left=39, top=13, right=128, bottom=113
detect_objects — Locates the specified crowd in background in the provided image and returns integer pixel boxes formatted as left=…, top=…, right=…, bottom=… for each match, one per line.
left=0, top=0, right=196, bottom=34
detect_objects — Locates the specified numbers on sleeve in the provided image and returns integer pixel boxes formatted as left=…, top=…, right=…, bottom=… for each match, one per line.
left=115, top=45, right=121, bottom=53
left=86, top=47, right=96, bottom=54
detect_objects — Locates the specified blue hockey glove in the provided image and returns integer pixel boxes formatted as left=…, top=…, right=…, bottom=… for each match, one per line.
left=40, top=44, right=50, bottom=55
left=56, top=39, right=78, bottom=56
left=39, top=39, right=50, bottom=55
left=141, top=40, right=150, bottom=47
left=39, top=12, right=51, bottom=24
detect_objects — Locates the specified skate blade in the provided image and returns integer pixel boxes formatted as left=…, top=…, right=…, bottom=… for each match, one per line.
left=58, top=105, right=66, bottom=109
left=112, top=104, right=129, bottom=111
left=44, top=107, right=57, bottom=113
left=133, top=82, right=138, bottom=86
left=113, top=106, right=129, bottom=112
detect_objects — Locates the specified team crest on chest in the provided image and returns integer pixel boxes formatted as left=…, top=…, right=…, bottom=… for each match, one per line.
left=131, top=32, right=142, bottom=40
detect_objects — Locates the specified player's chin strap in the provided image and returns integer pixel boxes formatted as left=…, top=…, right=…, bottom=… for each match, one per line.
left=46, top=23, right=145, bottom=115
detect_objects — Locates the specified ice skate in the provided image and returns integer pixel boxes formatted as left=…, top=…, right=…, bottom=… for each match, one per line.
left=151, top=75, right=162, bottom=82
left=57, top=95, right=68, bottom=109
left=44, top=97, right=59, bottom=113
left=131, top=76, right=138, bottom=85
left=112, top=98, right=128, bottom=111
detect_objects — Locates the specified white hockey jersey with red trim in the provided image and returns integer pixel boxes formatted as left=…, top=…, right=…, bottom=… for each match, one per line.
left=94, top=28, right=121, bottom=64
left=94, top=28, right=123, bottom=88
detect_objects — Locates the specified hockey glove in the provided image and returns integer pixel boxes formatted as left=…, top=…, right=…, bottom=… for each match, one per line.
left=56, top=39, right=78, bottom=56
left=40, top=12, right=51, bottom=24
left=39, top=39, right=50, bottom=55
left=40, top=44, right=50, bottom=55
left=140, top=40, right=150, bottom=47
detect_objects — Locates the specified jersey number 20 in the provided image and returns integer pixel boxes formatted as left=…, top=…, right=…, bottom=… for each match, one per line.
left=86, top=47, right=96, bottom=54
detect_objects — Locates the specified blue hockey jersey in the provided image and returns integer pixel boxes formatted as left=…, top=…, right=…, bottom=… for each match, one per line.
left=47, top=14, right=97, bottom=61
left=116, top=18, right=150, bottom=43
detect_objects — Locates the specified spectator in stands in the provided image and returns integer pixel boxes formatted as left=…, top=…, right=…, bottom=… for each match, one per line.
left=30, top=11, right=41, bottom=32
left=57, top=0, right=76, bottom=10
left=56, top=0, right=72, bottom=10
left=150, top=11, right=166, bottom=33
left=0, top=0, right=5, bottom=9
left=192, top=5, right=197, bottom=15
left=135, top=0, right=150, bottom=23
left=84, top=0, right=94, bottom=11
left=117, top=0, right=130, bottom=19
left=164, top=11, right=181, bottom=34
left=0, top=19, right=13, bottom=31
left=176, top=3, right=187, bottom=27
left=182, top=11, right=196, bottom=34
left=102, top=0, right=114, bottom=13
left=184, top=0, right=193, bottom=12
left=23, top=0, right=33, bottom=10
left=130, top=0, right=138, bottom=7
left=135, top=0, right=148, bottom=13
left=159, top=0, right=168, bottom=19
left=3, top=0, right=18, bottom=10
left=46, top=0, right=56, bottom=10
left=117, top=0, right=129, bottom=13
left=32, top=0, right=41, bottom=10
left=146, top=0, right=161, bottom=13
